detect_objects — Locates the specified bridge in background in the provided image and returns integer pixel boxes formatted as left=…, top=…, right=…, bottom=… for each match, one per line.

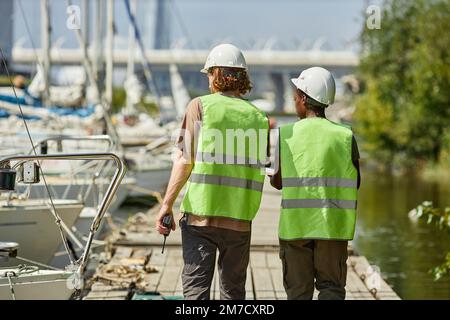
left=12, top=47, right=358, bottom=68
left=12, top=46, right=358, bottom=113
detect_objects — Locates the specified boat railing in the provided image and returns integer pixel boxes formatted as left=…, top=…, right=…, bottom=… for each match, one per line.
left=0, top=152, right=127, bottom=275
left=22, top=135, right=119, bottom=207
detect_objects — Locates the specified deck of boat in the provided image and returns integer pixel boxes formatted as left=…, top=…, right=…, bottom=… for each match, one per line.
left=83, top=179, right=400, bottom=300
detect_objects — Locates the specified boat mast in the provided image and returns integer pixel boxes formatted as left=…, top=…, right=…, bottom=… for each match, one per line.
left=82, top=0, right=89, bottom=88
left=123, top=0, right=162, bottom=113
left=40, top=0, right=50, bottom=106
left=65, top=0, right=122, bottom=151
left=126, top=0, right=137, bottom=113
left=92, top=0, right=104, bottom=89
left=105, top=0, right=114, bottom=107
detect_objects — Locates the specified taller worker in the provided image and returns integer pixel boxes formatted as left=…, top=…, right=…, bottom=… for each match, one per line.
left=270, top=67, right=361, bottom=300
left=156, top=44, right=269, bottom=300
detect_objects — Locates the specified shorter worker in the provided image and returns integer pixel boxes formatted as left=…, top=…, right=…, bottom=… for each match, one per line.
left=270, top=67, right=361, bottom=300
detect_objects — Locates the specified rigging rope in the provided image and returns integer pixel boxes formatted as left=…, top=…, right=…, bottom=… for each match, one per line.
left=6, top=272, right=16, bottom=300
left=2, top=265, right=40, bottom=300
left=15, top=256, right=60, bottom=271
left=169, top=0, right=194, bottom=48
left=17, top=0, right=44, bottom=70
left=123, top=0, right=162, bottom=104
left=62, top=0, right=123, bottom=152
left=0, top=46, right=77, bottom=265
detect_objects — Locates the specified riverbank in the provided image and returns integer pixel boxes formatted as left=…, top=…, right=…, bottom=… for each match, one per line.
left=354, top=169, right=450, bottom=299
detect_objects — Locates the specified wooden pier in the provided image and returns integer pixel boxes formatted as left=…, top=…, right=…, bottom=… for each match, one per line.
left=83, top=179, right=401, bottom=300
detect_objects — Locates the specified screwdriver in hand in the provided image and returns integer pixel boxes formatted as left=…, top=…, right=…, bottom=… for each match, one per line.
left=161, top=214, right=172, bottom=254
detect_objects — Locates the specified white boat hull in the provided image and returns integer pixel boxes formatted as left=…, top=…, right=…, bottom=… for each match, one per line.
left=0, top=200, right=83, bottom=265
left=0, top=268, right=74, bottom=300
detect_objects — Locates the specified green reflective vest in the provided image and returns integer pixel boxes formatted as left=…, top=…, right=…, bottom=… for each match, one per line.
left=180, top=93, right=269, bottom=221
left=279, top=118, right=357, bottom=240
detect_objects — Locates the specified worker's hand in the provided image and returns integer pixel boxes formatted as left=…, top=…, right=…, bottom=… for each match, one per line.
left=156, top=204, right=176, bottom=235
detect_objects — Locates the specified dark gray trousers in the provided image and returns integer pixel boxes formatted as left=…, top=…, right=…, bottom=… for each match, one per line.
left=279, top=239, right=348, bottom=300
left=180, top=217, right=251, bottom=300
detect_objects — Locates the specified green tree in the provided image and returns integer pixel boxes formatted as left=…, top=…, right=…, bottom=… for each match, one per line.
left=355, top=0, right=450, bottom=167
left=409, top=201, right=450, bottom=280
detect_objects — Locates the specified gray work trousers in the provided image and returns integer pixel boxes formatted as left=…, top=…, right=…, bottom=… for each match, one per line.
left=279, top=239, right=348, bottom=300
left=180, top=216, right=251, bottom=300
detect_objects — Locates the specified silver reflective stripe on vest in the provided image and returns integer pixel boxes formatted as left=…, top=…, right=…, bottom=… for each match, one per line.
left=195, top=152, right=267, bottom=169
left=282, top=177, right=357, bottom=188
left=282, top=198, right=357, bottom=210
left=190, top=173, right=263, bottom=191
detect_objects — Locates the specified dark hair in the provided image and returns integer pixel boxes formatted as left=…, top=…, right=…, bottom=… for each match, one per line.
left=297, top=89, right=327, bottom=116
left=210, top=67, right=252, bottom=95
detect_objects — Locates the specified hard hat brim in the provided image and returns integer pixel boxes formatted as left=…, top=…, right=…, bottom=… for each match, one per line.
left=291, top=78, right=298, bottom=88
left=200, top=66, right=248, bottom=74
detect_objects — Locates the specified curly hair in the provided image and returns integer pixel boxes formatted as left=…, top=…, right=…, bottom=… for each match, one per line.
left=209, top=67, right=252, bottom=95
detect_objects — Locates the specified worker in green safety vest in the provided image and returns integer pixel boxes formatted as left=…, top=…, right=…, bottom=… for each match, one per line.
left=156, top=44, right=269, bottom=300
left=270, top=67, right=361, bottom=300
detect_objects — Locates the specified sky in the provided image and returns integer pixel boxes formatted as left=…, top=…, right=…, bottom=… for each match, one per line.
left=11, top=0, right=384, bottom=52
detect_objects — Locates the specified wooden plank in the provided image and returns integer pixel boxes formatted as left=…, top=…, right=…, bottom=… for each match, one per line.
left=158, top=266, right=182, bottom=295
left=245, top=266, right=254, bottom=300
left=346, top=269, right=370, bottom=293
left=212, top=269, right=219, bottom=300
left=167, top=248, right=184, bottom=297
left=113, top=246, right=133, bottom=258
left=143, top=248, right=169, bottom=292
left=250, top=251, right=267, bottom=268
left=83, top=289, right=129, bottom=300
left=105, top=290, right=130, bottom=298
left=167, top=247, right=184, bottom=265
left=148, top=249, right=168, bottom=267
left=143, top=270, right=163, bottom=292
left=83, top=296, right=106, bottom=300
left=266, top=251, right=280, bottom=269
left=349, top=256, right=400, bottom=299
left=269, top=268, right=286, bottom=300
left=174, top=265, right=184, bottom=297
left=132, top=248, right=153, bottom=258
left=350, top=255, right=392, bottom=292
left=109, top=246, right=136, bottom=266
left=378, top=294, right=401, bottom=300
left=109, top=256, right=147, bottom=267
left=83, top=291, right=110, bottom=299
left=90, top=282, right=123, bottom=292
left=252, top=267, right=276, bottom=300
left=313, top=290, right=319, bottom=300
left=350, top=256, right=372, bottom=276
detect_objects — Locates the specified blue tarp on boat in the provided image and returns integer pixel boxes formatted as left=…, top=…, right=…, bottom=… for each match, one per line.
left=0, top=88, right=96, bottom=119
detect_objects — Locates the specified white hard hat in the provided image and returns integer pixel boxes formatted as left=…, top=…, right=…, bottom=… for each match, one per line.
left=291, top=67, right=336, bottom=106
left=201, top=43, right=248, bottom=73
